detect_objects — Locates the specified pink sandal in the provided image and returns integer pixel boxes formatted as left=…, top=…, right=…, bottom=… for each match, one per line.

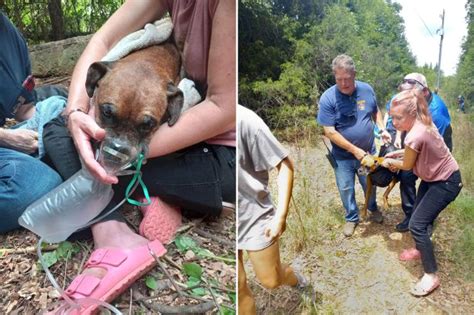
left=51, top=240, right=166, bottom=314
left=399, top=248, right=421, bottom=261
left=139, top=196, right=181, bottom=244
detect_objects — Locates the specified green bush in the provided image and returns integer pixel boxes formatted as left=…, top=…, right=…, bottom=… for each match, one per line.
left=266, top=104, right=322, bottom=144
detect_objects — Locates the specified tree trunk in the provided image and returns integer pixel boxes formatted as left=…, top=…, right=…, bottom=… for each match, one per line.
left=47, top=0, right=64, bottom=40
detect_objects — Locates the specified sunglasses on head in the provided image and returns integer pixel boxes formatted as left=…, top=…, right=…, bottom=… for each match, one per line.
left=403, top=78, right=425, bottom=88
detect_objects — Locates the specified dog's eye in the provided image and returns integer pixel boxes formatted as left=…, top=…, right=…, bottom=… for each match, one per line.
left=100, top=103, right=115, bottom=118
left=139, top=116, right=157, bottom=134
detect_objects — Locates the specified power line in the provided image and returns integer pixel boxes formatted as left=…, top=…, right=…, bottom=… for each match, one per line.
left=415, top=10, right=435, bottom=38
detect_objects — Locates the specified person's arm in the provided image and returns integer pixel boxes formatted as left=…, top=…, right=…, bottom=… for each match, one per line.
left=65, top=1, right=170, bottom=184
left=323, top=126, right=366, bottom=160
left=394, top=130, right=402, bottom=148
left=264, top=157, right=294, bottom=242
left=383, top=112, right=389, bottom=128
left=14, top=103, right=35, bottom=122
left=0, top=128, right=38, bottom=154
left=374, top=109, right=391, bottom=143
left=147, top=0, right=236, bottom=157
left=382, top=146, right=417, bottom=170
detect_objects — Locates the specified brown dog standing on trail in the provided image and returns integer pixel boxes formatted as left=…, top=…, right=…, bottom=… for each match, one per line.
left=85, top=43, right=184, bottom=165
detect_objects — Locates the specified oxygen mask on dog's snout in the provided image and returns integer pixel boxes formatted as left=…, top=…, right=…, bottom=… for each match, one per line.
left=97, top=137, right=144, bottom=175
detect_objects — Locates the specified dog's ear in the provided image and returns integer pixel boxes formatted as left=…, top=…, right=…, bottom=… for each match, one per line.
left=165, top=82, right=184, bottom=126
left=85, top=61, right=115, bottom=97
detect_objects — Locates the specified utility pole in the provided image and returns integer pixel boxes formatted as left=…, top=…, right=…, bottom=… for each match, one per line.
left=436, top=9, right=445, bottom=91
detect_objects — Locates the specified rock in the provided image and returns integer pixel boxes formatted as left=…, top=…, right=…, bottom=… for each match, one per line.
left=29, top=35, right=92, bottom=77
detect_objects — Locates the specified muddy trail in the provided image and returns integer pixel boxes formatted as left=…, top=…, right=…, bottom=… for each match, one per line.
left=245, top=143, right=473, bottom=314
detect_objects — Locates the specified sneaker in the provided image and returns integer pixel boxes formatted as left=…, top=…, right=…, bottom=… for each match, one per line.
left=396, top=216, right=410, bottom=232
left=369, top=209, right=384, bottom=224
left=343, top=222, right=357, bottom=237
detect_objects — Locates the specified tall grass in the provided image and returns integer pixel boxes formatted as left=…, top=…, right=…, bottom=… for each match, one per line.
left=449, top=111, right=474, bottom=280
left=452, top=111, right=474, bottom=191
left=265, top=104, right=321, bottom=146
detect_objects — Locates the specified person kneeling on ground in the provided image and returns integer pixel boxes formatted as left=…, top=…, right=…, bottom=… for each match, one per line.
left=381, top=89, right=462, bottom=296
left=237, top=105, right=309, bottom=315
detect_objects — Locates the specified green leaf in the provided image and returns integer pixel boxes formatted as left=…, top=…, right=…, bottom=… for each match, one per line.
left=56, top=241, right=73, bottom=259
left=145, top=276, right=158, bottom=290
left=41, top=252, right=58, bottom=268
left=186, top=276, right=206, bottom=296
left=182, top=262, right=202, bottom=279
left=221, top=306, right=236, bottom=315
left=228, top=292, right=236, bottom=304
left=186, top=276, right=201, bottom=288
left=195, top=247, right=214, bottom=257
left=174, top=235, right=197, bottom=252
left=191, top=287, right=206, bottom=296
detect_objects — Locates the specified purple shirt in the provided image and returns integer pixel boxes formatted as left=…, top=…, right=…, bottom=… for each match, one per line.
left=405, top=120, right=458, bottom=182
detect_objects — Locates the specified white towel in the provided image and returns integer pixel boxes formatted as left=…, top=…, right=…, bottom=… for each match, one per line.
left=102, top=18, right=173, bottom=62
left=101, top=18, right=201, bottom=109
left=178, top=78, right=202, bottom=112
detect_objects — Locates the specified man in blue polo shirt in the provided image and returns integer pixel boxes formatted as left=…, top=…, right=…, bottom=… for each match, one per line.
left=317, top=54, right=390, bottom=237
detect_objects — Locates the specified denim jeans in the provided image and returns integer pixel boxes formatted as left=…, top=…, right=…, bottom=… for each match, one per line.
left=333, top=158, right=377, bottom=222
left=0, top=148, right=62, bottom=233
left=398, top=169, right=418, bottom=218
left=409, top=170, right=462, bottom=273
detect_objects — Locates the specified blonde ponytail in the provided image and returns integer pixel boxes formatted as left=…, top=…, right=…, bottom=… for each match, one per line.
left=392, top=89, right=432, bottom=126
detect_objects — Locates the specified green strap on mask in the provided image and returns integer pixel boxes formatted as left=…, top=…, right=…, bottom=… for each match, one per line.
left=125, top=153, right=151, bottom=206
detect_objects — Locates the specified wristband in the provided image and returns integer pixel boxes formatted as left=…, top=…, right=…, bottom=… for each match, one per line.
left=64, top=108, right=88, bottom=124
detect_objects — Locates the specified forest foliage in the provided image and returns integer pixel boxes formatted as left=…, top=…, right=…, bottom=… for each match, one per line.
left=456, top=0, right=474, bottom=104
left=239, top=0, right=452, bottom=131
left=0, top=0, right=124, bottom=43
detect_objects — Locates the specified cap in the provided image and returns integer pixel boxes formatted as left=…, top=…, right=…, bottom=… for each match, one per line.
left=404, top=73, right=428, bottom=89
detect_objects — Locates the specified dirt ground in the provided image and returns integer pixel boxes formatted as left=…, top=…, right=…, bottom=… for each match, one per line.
left=0, top=205, right=236, bottom=314
left=245, top=144, right=474, bottom=314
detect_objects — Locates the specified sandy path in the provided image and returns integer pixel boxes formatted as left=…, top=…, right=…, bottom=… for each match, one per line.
left=244, top=143, right=473, bottom=314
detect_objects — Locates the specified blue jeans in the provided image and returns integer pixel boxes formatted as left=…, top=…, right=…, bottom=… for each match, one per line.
left=398, top=169, right=418, bottom=218
left=334, top=158, right=377, bottom=222
left=409, top=170, right=462, bottom=273
left=0, top=148, right=62, bottom=233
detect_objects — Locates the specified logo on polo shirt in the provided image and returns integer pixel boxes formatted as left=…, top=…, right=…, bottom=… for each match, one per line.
left=357, top=100, right=366, bottom=110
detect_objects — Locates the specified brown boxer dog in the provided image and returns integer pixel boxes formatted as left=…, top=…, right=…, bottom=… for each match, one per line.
left=85, top=43, right=183, bottom=170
